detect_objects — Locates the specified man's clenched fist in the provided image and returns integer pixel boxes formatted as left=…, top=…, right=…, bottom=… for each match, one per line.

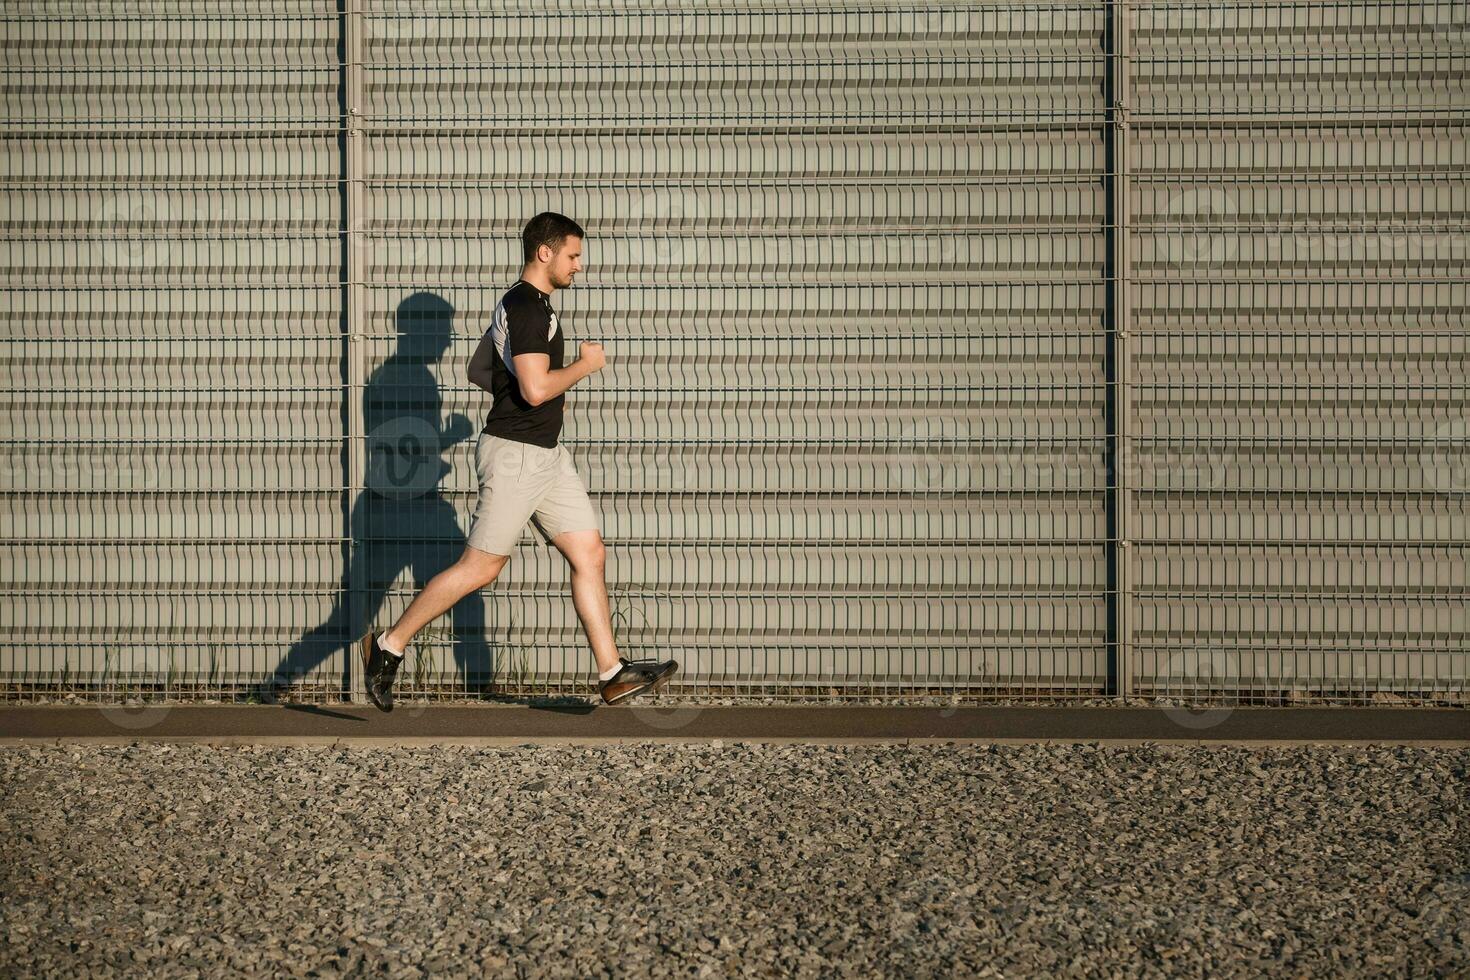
left=579, top=341, right=606, bottom=372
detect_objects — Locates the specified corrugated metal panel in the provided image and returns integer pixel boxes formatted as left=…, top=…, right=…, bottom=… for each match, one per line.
left=0, top=5, right=346, bottom=696
left=1127, top=1, right=1468, bottom=699
left=0, top=2, right=1462, bottom=703
left=360, top=2, right=1111, bottom=692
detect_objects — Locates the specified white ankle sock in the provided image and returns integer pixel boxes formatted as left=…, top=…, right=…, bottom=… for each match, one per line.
left=378, top=633, right=405, bottom=658
left=598, top=662, right=623, bottom=681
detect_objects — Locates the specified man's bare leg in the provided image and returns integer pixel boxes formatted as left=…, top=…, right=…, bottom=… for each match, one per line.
left=551, top=528, right=620, bottom=674
left=380, top=546, right=509, bottom=652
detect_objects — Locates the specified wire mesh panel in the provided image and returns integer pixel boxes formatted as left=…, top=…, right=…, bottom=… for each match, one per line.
left=1127, top=1, right=1469, bottom=702
left=0, top=4, right=346, bottom=700
left=358, top=2, right=1112, bottom=697
left=2, top=3, right=1461, bottom=705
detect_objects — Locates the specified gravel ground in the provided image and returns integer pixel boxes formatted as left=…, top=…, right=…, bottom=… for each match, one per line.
left=2, top=742, right=1466, bottom=978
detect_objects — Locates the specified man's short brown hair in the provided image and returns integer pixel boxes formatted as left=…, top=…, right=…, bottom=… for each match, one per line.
left=522, top=212, right=585, bottom=264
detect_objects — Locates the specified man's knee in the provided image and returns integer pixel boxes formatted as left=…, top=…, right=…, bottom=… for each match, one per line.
left=460, top=546, right=509, bottom=585
left=559, top=532, right=605, bottom=571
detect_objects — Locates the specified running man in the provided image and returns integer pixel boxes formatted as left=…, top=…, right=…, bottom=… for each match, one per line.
left=360, top=212, right=678, bottom=711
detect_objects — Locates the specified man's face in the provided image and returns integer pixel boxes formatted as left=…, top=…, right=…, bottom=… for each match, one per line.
left=544, top=235, right=584, bottom=289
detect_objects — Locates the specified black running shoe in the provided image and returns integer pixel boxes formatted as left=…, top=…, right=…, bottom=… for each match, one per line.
left=361, top=632, right=403, bottom=713
left=598, top=657, right=679, bottom=705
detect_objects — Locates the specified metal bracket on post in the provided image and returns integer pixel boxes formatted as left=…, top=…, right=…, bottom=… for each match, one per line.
left=1107, top=1, right=1135, bottom=698
left=343, top=0, right=367, bottom=704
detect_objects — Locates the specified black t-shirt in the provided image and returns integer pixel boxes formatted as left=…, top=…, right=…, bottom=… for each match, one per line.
left=480, top=279, right=565, bottom=448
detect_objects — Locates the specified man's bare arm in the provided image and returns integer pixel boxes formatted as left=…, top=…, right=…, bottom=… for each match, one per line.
left=513, top=342, right=606, bottom=406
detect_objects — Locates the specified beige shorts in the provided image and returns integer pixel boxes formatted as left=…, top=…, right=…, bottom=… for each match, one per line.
left=467, top=433, right=600, bottom=556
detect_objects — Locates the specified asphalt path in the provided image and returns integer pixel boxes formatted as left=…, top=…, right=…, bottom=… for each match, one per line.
left=1, top=704, right=1465, bottom=744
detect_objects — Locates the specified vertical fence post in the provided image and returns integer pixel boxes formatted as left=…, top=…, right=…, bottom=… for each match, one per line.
left=343, top=0, right=366, bottom=702
left=1106, top=1, right=1135, bottom=698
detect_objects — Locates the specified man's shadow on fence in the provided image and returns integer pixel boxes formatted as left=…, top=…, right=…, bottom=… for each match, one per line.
left=255, top=292, right=497, bottom=702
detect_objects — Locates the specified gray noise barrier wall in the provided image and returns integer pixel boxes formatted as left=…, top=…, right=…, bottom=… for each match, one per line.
left=0, top=3, right=1464, bottom=704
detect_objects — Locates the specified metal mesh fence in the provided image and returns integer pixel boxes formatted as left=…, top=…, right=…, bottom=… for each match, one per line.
left=0, top=2, right=1464, bottom=704
left=1123, top=1, right=1467, bottom=703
